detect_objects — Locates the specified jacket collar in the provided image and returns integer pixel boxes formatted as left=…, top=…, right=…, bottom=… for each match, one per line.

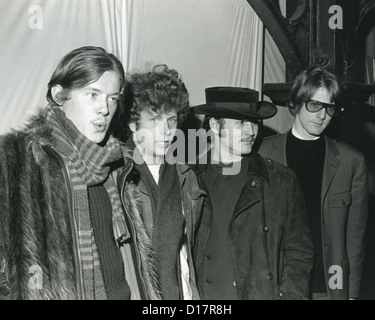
left=247, top=152, right=269, bottom=184
left=324, top=135, right=339, bottom=157
left=203, top=158, right=248, bottom=193
left=268, top=131, right=340, bottom=200
left=195, top=149, right=269, bottom=186
left=269, top=132, right=288, bottom=165
left=321, top=135, right=340, bottom=200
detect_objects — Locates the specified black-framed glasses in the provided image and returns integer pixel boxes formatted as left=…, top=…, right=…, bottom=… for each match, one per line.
left=305, top=100, right=339, bottom=117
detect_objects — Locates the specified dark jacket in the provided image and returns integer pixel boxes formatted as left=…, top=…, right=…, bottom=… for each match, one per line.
left=192, top=151, right=314, bottom=300
left=118, top=141, right=207, bottom=300
left=0, top=109, right=160, bottom=300
left=259, top=132, right=368, bottom=299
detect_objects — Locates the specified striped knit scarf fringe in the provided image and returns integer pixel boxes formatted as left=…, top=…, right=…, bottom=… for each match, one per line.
left=46, top=104, right=128, bottom=300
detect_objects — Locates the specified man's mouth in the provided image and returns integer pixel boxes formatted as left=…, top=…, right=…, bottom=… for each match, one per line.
left=312, top=122, right=323, bottom=126
left=156, top=141, right=172, bottom=147
left=241, top=138, right=254, bottom=143
left=92, top=120, right=107, bottom=132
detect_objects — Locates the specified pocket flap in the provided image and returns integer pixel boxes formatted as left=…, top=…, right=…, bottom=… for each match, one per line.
left=330, top=191, right=352, bottom=208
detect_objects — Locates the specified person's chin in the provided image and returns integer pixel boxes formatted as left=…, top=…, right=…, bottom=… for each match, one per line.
left=308, top=127, right=325, bottom=137
left=240, top=145, right=252, bottom=155
left=88, top=132, right=107, bottom=144
left=154, top=148, right=168, bottom=160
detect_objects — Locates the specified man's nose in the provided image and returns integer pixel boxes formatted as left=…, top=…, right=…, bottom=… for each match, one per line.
left=243, top=122, right=256, bottom=135
left=97, top=97, right=109, bottom=116
left=317, top=107, right=327, bottom=119
left=159, top=119, right=171, bottom=135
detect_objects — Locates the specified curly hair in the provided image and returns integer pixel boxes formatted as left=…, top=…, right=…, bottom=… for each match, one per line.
left=112, top=64, right=189, bottom=141
left=129, top=64, right=189, bottom=121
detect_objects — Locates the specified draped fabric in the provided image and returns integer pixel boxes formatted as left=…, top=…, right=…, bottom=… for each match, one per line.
left=263, top=30, right=294, bottom=135
left=0, top=0, right=278, bottom=135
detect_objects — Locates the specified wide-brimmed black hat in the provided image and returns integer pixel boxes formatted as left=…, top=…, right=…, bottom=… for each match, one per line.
left=192, top=86, right=277, bottom=120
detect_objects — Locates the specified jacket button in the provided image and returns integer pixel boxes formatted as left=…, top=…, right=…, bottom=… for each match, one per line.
left=205, top=278, right=213, bottom=284
left=233, top=280, right=237, bottom=287
left=251, top=181, right=258, bottom=188
left=205, top=254, right=211, bottom=260
left=342, top=200, right=347, bottom=205
left=267, top=272, right=273, bottom=280
left=262, top=225, right=269, bottom=233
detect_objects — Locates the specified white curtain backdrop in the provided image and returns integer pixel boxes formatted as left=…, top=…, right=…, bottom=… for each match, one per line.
left=263, top=0, right=294, bottom=134
left=263, top=29, right=294, bottom=134
left=118, top=0, right=265, bottom=107
left=0, top=0, right=109, bottom=133
left=0, top=0, right=285, bottom=135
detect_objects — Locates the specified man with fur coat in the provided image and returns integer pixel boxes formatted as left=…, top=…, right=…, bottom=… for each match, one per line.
left=0, top=46, right=160, bottom=300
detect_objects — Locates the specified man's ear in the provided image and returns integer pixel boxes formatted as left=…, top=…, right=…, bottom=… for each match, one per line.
left=287, top=101, right=298, bottom=117
left=51, top=85, right=64, bottom=106
left=209, top=117, right=220, bottom=135
left=129, top=122, right=137, bottom=133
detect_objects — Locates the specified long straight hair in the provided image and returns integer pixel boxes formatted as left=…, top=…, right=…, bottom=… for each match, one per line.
left=46, top=46, right=125, bottom=104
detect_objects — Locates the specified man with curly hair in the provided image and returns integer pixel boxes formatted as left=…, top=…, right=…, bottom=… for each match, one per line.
left=113, top=65, right=206, bottom=300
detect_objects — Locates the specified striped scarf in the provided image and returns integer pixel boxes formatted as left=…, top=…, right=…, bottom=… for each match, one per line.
left=46, top=104, right=128, bottom=300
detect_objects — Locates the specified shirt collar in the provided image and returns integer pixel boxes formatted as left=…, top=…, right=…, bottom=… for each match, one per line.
left=292, top=124, right=320, bottom=141
left=204, top=153, right=269, bottom=193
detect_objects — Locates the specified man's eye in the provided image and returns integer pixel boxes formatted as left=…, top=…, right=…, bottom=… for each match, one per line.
left=168, top=118, right=177, bottom=124
left=311, top=102, right=322, bottom=108
left=108, top=96, right=119, bottom=103
left=88, top=92, right=97, bottom=99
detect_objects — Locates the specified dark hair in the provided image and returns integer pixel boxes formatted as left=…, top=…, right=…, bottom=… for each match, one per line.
left=127, top=64, right=189, bottom=122
left=46, top=46, right=125, bottom=104
left=288, top=66, right=341, bottom=116
left=112, top=64, right=189, bottom=141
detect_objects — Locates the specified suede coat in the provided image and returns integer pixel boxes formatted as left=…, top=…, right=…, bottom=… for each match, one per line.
left=0, top=109, right=160, bottom=300
left=193, top=152, right=315, bottom=300
left=259, top=133, right=369, bottom=299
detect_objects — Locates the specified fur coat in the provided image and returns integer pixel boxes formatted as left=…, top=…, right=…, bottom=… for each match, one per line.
left=0, top=108, right=160, bottom=300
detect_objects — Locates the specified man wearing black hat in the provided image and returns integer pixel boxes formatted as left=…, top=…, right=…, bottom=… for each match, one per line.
left=192, top=86, right=314, bottom=300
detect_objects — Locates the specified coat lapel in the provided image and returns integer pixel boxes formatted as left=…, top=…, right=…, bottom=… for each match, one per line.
left=267, top=133, right=288, bottom=166
left=321, top=136, right=340, bottom=202
left=232, top=154, right=268, bottom=222
left=176, top=163, right=207, bottom=242
left=232, top=182, right=262, bottom=222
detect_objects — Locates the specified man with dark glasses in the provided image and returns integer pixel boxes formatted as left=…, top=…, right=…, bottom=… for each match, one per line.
left=305, top=100, right=338, bottom=117
left=259, top=66, right=368, bottom=300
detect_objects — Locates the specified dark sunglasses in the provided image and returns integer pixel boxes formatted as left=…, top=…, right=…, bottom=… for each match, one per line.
left=305, top=100, right=339, bottom=117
